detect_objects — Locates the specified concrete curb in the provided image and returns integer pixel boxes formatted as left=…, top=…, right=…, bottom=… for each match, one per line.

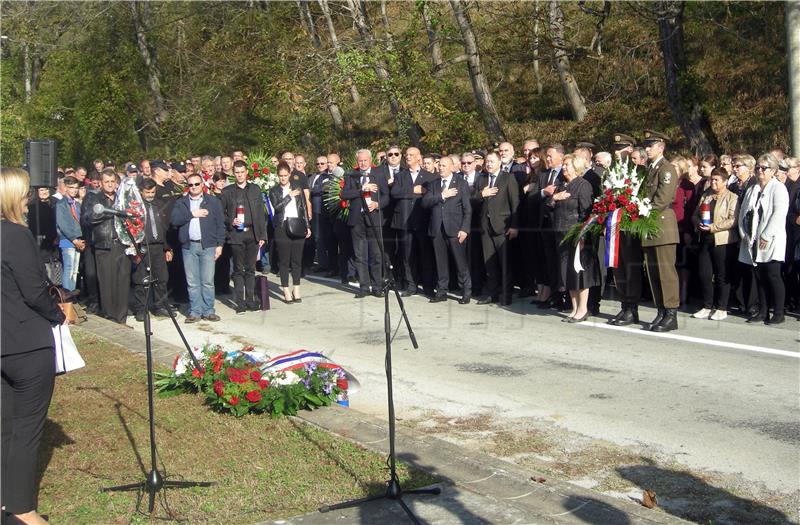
left=75, top=315, right=690, bottom=525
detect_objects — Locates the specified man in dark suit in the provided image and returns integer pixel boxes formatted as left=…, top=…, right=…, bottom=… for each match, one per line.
left=370, top=145, right=403, bottom=280
left=641, top=130, right=680, bottom=332
left=461, top=152, right=486, bottom=296
left=422, top=156, right=472, bottom=304
left=132, top=178, right=173, bottom=322
left=390, top=147, right=437, bottom=297
left=221, top=160, right=267, bottom=312
left=475, top=152, right=520, bottom=305
left=82, top=169, right=131, bottom=324
left=341, top=149, right=390, bottom=298
left=531, top=145, right=565, bottom=308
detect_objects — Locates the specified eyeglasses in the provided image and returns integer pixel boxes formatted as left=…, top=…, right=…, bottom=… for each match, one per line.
left=187, top=182, right=203, bottom=188
left=755, top=165, right=771, bottom=172
left=316, top=162, right=327, bottom=166
left=461, top=161, right=474, bottom=165
left=387, top=152, right=401, bottom=157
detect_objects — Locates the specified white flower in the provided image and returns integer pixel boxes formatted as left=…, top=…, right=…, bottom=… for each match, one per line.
left=637, top=197, right=652, bottom=216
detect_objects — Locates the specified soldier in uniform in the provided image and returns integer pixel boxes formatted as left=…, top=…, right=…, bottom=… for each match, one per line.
left=608, top=133, right=645, bottom=326
left=641, top=130, right=680, bottom=332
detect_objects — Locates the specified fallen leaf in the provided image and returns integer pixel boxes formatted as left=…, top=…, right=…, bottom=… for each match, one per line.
left=530, top=476, right=546, bottom=483
left=642, top=489, right=657, bottom=508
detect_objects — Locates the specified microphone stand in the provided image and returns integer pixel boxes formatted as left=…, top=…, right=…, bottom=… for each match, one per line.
left=320, top=170, right=439, bottom=524
left=102, top=203, right=212, bottom=514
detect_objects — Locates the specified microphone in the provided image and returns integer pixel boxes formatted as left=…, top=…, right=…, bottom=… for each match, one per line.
left=93, top=203, right=133, bottom=218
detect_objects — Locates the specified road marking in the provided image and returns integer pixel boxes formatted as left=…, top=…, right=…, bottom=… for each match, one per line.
left=463, top=472, right=497, bottom=484
left=575, top=320, right=799, bottom=358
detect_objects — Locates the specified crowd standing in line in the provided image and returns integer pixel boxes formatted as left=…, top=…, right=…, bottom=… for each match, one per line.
left=17, top=135, right=800, bottom=331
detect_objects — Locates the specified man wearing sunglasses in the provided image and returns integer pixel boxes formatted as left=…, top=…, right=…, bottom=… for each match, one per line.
left=309, top=156, right=333, bottom=273
left=170, top=172, right=226, bottom=323
left=371, top=146, right=402, bottom=275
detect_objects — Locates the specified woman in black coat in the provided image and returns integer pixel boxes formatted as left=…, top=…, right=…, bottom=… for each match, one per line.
left=550, top=154, right=598, bottom=323
left=1, top=167, right=66, bottom=525
left=268, top=162, right=311, bottom=303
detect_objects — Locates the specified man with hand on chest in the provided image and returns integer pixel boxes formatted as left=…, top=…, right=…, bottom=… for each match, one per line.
left=221, top=160, right=267, bottom=313
left=422, top=156, right=472, bottom=304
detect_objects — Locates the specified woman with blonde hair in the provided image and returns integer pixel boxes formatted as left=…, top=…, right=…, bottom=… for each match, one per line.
left=1, top=167, right=65, bottom=525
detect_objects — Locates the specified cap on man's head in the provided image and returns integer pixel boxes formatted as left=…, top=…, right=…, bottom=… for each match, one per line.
left=126, top=164, right=139, bottom=174
left=642, top=130, right=670, bottom=146
left=471, top=149, right=486, bottom=159
left=576, top=141, right=596, bottom=151
left=612, top=134, right=635, bottom=151
left=149, top=160, right=170, bottom=171
left=170, top=161, right=187, bottom=173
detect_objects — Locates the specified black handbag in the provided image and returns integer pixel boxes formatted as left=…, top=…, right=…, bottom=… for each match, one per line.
left=285, top=217, right=307, bottom=239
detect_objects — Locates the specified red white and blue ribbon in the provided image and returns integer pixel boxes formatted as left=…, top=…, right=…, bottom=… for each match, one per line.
left=573, top=215, right=598, bottom=273
left=604, top=208, right=622, bottom=268
left=262, top=349, right=361, bottom=393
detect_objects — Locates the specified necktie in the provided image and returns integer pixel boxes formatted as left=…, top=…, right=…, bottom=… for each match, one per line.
left=549, top=169, right=556, bottom=185
left=442, top=178, right=447, bottom=189
left=489, top=175, right=496, bottom=188
left=147, top=203, right=158, bottom=241
left=360, top=174, right=367, bottom=187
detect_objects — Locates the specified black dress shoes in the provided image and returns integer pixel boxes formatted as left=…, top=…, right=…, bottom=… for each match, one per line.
left=458, top=296, right=471, bottom=305
left=746, top=311, right=765, bottom=323
left=400, top=289, right=414, bottom=297
left=766, top=313, right=785, bottom=325
left=429, top=295, right=447, bottom=303
left=372, top=290, right=385, bottom=298
left=354, top=291, right=368, bottom=299
left=567, top=312, right=589, bottom=323
left=644, top=308, right=665, bottom=331
left=476, top=296, right=495, bottom=305
left=651, top=308, right=678, bottom=332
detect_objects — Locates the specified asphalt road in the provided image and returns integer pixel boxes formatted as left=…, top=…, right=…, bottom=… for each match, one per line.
left=144, top=275, right=800, bottom=497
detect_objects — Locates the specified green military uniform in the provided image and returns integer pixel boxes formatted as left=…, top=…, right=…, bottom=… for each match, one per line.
left=641, top=130, right=680, bottom=331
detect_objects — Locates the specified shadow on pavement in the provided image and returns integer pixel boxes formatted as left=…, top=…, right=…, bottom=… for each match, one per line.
left=617, top=459, right=792, bottom=524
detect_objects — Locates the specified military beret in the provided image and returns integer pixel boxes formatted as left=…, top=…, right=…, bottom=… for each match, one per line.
left=149, top=160, right=170, bottom=171
left=612, top=134, right=635, bottom=150
left=576, top=141, right=596, bottom=151
left=642, top=130, right=670, bottom=146
left=170, top=161, right=187, bottom=173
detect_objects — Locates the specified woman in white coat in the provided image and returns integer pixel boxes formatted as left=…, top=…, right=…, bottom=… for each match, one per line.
left=738, top=153, right=789, bottom=324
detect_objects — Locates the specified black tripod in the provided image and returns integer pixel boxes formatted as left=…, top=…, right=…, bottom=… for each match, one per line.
left=102, top=212, right=212, bottom=513
left=320, top=172, right=440, bottom=523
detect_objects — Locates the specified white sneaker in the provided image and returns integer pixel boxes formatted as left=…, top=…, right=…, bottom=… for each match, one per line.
left=692, top=308, right=712, bottom=319
left=710, top=310, right=728, bottom=321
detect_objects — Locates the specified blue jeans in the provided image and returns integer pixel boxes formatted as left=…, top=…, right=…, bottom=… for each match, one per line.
left=60, top=247, right=81, bottom=291
left=182, top=243, right=216, bottom=317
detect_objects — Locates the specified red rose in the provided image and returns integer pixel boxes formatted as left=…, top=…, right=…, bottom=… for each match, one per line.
left=608, top=203, right=616, bottom=211
left=213, top=380, right=224, bottom=397
left=597, top=215, right=606, bottom=224
left=262, top=167, right=269, bottom=174
left=229, top=395, right=240, bottom=406
left=625, top=188, right=633, bottom=195
left=211, top=351, right=224, bottom=362
left=339, top=200, right=347, bottom=209
left=245, top=390, right=262, bottom=403
left=191, top=368, right=204, bottom=378
left=258, top=379, right=269, bottom=389
left=338, top=179, right=345, bottom=188
left=213, top=360, right=223, bottom=374
left=250, top=370, right=262, bottom=382
left=251, top=162, right=259, bottom=169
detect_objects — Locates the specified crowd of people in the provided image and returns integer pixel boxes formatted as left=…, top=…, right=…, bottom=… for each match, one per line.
left=19, top=136, right=800, bottom=330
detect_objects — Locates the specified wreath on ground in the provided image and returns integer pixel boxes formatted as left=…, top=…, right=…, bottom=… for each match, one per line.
left=155, top=344, right=350, bottom=417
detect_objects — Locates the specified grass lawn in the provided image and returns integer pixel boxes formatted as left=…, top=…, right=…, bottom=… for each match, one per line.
left=37, top=329, right=435, bottom=524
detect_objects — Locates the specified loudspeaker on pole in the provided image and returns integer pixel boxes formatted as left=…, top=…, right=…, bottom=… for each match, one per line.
left=24, top=139, right=58, bottom=188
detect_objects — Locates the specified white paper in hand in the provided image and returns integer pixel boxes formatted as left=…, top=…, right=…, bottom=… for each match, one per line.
left=53, top=324, right=86, bottom=374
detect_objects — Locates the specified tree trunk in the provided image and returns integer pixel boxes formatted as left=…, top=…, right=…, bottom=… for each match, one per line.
left=318, top=0, right=361, bottom=103
left=533, top=1, right=543, bottom=95
left=346, top=0, right=424, bottom=145
left=421, top=1, right=444, bottom=77
left=449, top=0, right=505, bottom=141
left=379, top=0, right=395, bottom=51
left=130, top=1, right=167, bottom=127
left=656, top=1, right=716, bottom=155
left=297, top=0, right=344, bottom=133
left=24, top=43, right=31, bottom=103
left=548, top=0, right=587, bottom=122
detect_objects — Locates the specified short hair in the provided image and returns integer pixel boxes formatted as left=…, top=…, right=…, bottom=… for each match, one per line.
left=101, top=167, right=117, bottom=180
left=63, top=176, right=79, bottom=186
left=527, top=147, right=542, bottom=160
left=213, top=172, right=228, bottom=182
left=75, top=166, right=87, bottom=175
left=701, top=154, right=719, bottom=168
left=0, top=167, right=31, bottom=225
left=563, top=154, right=587, bottom=174
left=595, top=152, right=612, bottom=166
left=88, top=170, right=101, bottom=181
left=574, top=147, right=592, bottom=162
left=186, top=172, right=203, bottom=183
left=720, top=154, right=732, bottom=165
left=233, top=160, right=248, bottom=169
left=547, top=144, right=565, bottom=156
left=140, top=178, right=157, bottom=191
left=758, top=153, right=780, bottom=170
left=422, top=153, right=435, bottom=161
left=633, top=146, right=647, bottom=159
left=200, top=155, right=214, bottom=163
left=485, top=151, right=500, bottom=162
left=670, top=155, right=689, bottom=179
left=356, top=148, right=372, bottom=158
left=709, top=167, right=728, bottom=181
left=276, top=161, right=292, bottom=174
left=732, top=154, right=756, bottom=171
left=386, top=145, right=402, bottom=152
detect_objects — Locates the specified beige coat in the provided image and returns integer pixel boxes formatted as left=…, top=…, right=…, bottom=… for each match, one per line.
left=692, top=188, right=739, bottom=245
